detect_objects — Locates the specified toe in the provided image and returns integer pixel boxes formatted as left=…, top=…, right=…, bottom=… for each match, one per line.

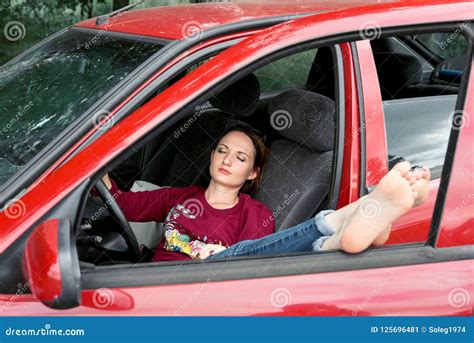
left=422, top=168, right=431, bottom=181
left=413, top=169, right=422, bottom=180
left=392, top=161, right=411, bottom=176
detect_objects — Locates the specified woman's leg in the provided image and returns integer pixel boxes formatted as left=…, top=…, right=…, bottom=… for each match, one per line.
left=209, top=210, right=336, bottom=259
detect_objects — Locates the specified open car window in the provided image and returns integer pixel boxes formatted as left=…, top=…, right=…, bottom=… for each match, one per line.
left=371, top=32, right=469, bottom=174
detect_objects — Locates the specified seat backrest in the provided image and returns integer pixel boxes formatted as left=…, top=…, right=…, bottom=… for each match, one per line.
left=254, top=90, right=336, bottom=232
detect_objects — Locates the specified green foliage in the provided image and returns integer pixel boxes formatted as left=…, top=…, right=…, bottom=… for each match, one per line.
left=0, top=0, right=107, bottom=65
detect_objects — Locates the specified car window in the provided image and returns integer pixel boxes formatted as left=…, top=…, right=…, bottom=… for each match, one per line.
left=0, top=27, right=168, bottom=186
left=374, top=31, right=469, bottom=173
left=254, top=48, right=317, bottom=92
left=414, top=32, right=469, bottom=60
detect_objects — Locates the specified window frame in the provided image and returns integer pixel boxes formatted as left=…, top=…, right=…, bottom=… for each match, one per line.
left=358, top=23, right=473, bottom=193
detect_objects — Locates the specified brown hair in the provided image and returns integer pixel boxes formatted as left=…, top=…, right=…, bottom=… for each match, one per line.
left=214, top=123, right=268, bottom=195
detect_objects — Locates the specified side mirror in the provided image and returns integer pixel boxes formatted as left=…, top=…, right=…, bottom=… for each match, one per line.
left=22, top=218, right=81, bottom=309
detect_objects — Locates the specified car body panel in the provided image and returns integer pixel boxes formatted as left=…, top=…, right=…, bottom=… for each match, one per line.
left=436, top=62, right=474, bottom=248
left=74, top=1, right=384, bottom=40
left=337, top=42, right=362, bottom=207
left=355, top=40, right=388, bottom=188
left=2, top=259, right=471, bottom=316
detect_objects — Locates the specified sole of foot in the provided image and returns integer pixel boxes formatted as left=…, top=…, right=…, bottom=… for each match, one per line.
left=340, top=161, right=415, bottom=253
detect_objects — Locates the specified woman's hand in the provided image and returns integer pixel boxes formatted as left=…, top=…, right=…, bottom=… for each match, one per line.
left=197, top=244, right=227, bottom=259
left=102, top=173, right=112, bottom=190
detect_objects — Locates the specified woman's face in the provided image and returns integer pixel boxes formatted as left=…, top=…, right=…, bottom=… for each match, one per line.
left=210, top=131, right=259, bottom=190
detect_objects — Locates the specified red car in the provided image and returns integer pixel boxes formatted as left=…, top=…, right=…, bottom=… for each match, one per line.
left=0, top=0, right=472, bottom=315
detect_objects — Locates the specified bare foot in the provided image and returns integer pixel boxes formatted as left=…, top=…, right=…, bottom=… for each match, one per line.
left=336, top=161, right=415, bottom=253
left=411, top=167, right=431, bottom=207
left=323, top=162, right=429, bottom=250
left=372, top=164, right=429, bottom=246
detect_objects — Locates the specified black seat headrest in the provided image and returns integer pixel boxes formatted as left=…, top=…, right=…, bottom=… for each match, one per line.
left=373, top=52, right=423, bottom=99
left=267, top=90, right=335, bottom=152
left=210, top=73, right=260, bottom=117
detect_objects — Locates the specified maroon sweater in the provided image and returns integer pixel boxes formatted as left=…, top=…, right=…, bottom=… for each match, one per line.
left=109, top=181, right=274, bottom=262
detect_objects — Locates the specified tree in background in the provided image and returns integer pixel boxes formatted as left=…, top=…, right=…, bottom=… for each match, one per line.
left=0, top=0, right=108, bottom=65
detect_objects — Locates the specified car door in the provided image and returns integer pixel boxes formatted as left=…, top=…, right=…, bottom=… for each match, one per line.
left=1, top=2, right=472, bottom=316
left=359, top=28, right=472, bottom=246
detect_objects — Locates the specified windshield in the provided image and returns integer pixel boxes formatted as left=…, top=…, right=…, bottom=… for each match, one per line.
left=0, top=27, right=168, bottom=186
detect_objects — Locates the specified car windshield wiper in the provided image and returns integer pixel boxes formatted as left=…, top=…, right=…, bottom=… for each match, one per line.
left=96, top=0, right=144, bottom=26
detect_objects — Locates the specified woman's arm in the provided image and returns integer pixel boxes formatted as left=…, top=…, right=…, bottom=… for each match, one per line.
left=99, top=173, right=177, bottom=223
left=102, top=173, right=113, bottom=190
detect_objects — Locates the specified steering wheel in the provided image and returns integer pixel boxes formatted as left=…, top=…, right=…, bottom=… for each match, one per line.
left=94, top=179, right=142, bottom=262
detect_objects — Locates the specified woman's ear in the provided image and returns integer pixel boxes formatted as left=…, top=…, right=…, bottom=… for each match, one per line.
left=247, top=167, right=260, bottom=181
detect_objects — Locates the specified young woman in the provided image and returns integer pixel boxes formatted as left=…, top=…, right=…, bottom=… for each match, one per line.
left=102, top=124, right=430, bottom=262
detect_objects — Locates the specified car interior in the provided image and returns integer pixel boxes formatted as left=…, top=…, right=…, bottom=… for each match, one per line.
left=77, top=45, right=339, bottom=265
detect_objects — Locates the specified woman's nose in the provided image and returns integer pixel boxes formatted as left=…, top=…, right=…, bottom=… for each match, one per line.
left=223, top=156, right=232, bottom=166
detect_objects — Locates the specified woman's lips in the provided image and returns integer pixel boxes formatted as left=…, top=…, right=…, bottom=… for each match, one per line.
left=218, top=168, right=231, bottom=175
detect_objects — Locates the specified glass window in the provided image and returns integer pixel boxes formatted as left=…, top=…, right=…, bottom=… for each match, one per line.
left=379, top=31, right=468, bottom=174
left=0, top=27, right=168, bottom=186
left=384, top=95, right=457, bottom=172
left=254, top=49, right=316, bottom=92
left=415, top=32, right=469, bottom=60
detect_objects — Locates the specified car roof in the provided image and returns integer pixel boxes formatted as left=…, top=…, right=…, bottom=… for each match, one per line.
left=74, top=0, right=404, bottom=40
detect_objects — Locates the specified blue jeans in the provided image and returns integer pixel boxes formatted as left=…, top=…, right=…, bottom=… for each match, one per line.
left=208, top=210, right=336, bottom=259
